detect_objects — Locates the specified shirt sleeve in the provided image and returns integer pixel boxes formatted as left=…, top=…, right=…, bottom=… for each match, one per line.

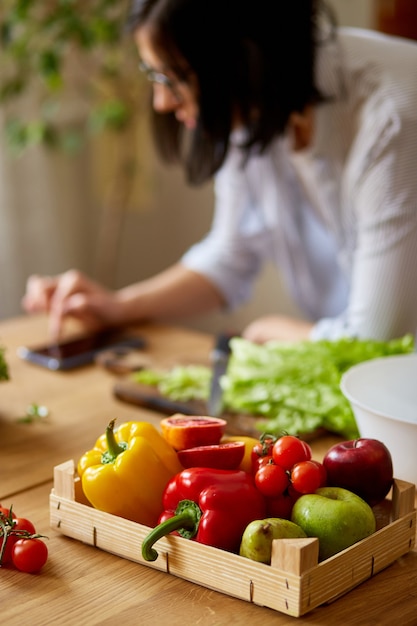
left=311, top=87, right=417, bottom=341
left=181, top=147, right=269, bottom=310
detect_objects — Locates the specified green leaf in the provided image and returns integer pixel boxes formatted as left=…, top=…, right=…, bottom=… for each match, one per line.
left=88, top=100, right=130, bottom=132
left=0, top=347, right=9, bottom=381
left=131, top=334, right=414, bottom=439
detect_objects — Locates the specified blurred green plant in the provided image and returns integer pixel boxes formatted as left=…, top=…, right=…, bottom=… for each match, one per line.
left=0, top=347, right=9, bottom=381
left=0, top=0, right=149, bottom=283
left=0, top=0, right=143, bottom=155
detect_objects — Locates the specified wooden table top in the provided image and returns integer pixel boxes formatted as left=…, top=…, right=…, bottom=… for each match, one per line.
left=1, top=315, right=416, bottom=625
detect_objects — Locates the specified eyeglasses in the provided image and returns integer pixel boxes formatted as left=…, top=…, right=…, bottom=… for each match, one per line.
left=138, top=60, right=180, bottom=95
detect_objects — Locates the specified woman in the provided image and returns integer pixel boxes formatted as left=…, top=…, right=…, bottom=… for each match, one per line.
left=23, top=0, right=417, bottom=342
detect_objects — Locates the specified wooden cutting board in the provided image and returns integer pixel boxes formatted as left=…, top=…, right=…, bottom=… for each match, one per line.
left=113, top=379, right=264, bottom=437
left=102, top=346, right=325, bottom=441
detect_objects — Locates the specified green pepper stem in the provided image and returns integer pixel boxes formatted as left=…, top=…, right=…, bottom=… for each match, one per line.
left=101, top=419, right=127, bottom=464
left=142, top=500, right=202, bottom=562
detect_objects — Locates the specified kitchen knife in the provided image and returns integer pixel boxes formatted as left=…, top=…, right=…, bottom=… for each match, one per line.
left=207, top=332, right=234, bottom=417
left=113, top=379, right=207, bottom=415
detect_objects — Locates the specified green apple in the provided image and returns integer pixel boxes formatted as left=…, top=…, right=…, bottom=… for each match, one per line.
left=239, top=518, right=307, bottom=564
left=291, top=486, right=376, bottom=561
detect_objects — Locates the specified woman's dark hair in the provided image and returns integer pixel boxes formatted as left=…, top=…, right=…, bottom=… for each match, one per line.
left=127, top=0, right=335, bottom=185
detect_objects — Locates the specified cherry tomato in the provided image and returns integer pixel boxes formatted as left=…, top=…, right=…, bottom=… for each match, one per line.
left=291, top=460, right=326, bottom=494
left=0, top=534, right=16, bottom=565
left=287, top=483, right=304, bottom=503
left=252, top=454, right=274, bottom=475
left=310, top=459, right=327, bottom=487
left=13, top=517, right=37, bottom=535
left=12, top=538, right=48, bottom=573
left=272, top=435, right=312, bottom=470
left=265, top=493, right=294, bottom=519
left=0, top=509, right=18, bottom=566
left=0, top=506, right=16, bottom=520
left=255, top=462, right=289, bottom=498
left=250, top=434, right=276, bottom=468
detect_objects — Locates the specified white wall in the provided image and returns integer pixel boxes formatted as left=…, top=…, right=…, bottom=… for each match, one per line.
left=326, top=0, right=376, bottom=29
left=0, top=134, right=96, bottom=320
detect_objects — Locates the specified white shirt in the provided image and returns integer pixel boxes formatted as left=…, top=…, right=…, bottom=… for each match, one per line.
left=181, top=28, right=417, bottom=341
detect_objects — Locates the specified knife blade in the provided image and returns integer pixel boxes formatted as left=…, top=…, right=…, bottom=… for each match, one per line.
left=207, top=332, right=234, bottom=417
left=113, top=380, right=207, bottom=415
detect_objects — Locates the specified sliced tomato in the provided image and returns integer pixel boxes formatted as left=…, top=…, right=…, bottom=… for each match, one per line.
left=220, top=435, right=259, bottom=473
left=177, top=441, right=245, bottom=470
left=160, top=414, right=227, bottom=451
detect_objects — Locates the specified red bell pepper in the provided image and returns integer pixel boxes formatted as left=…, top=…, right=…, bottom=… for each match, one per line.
left=141, top=467, right=266, bottom=561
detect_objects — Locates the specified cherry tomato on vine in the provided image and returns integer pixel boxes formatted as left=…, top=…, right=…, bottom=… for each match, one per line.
left=291, top=460, right=327, bottom=494
left=0, top=506, right=16, bottom=519
left=252, top=454, right=274, bottom=475
left=255, top=462, right=289, bottom=498
left=13, top=517, right=37, bottom=535
left=12, top=538, right=48, bottom=573
left=1, top=518, right=37, bottom=566
left=250, top=434, right=276, bottom=468
left=0, top=509, right=20, bottom=566
left=272, top=435, right=312, bottom=470
left=265, top=493, right=295, bottom=519
left=0, top=535, right=16, bottom=565
left=287, top=483, right=304, bottom=503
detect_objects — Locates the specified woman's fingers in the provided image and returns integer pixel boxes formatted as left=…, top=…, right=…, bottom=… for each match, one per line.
left=47, top=270, right=102, bottom=338
left=22, top=274, right=59, bottom=312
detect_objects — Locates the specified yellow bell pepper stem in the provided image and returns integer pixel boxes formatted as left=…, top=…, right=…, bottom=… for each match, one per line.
left=102, top=419, right=127, bottom=462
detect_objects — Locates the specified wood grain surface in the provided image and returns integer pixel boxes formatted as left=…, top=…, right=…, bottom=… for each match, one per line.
left=1, top=314, right=416, bottom=625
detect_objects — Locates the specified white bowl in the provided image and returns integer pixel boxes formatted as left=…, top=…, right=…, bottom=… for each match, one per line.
left=340, top=354, right=417, bottom=486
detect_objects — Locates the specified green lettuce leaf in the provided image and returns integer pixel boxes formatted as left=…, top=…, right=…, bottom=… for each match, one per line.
left=132, top=334, right=414, bottom=439
left=134, top=364, right=211, bottom=402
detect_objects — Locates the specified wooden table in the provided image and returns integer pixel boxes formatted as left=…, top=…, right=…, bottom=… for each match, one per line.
left=1, top=315, right=416, bottom=625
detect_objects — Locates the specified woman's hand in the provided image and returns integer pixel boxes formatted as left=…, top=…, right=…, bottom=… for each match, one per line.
left=22, top=263, right=225, bottom=340
left=242, top=315, right=313, bottom=344
left=22, top=270, right=122, bottom=339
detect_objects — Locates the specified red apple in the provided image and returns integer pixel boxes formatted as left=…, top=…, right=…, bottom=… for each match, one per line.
left=322, top=438, right=393, bottom=506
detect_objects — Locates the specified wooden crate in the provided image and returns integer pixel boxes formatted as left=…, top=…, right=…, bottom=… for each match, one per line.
left=50, top=461, right=416, bottom=617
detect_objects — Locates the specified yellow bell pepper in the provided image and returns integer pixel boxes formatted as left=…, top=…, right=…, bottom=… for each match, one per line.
left=77, top=419, right=182, bottom=527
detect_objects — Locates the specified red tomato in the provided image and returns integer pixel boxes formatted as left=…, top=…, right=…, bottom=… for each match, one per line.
left=310, top=459, right=327, bottom=487
left=0, top=506, right=16, bottom=520
left=0, top=508, right=18, bottom=566
left=252, top=454, right=274, bottom=475
left=291, top=460, right=326, bottom=494
left=255, top=462, right=289, bottom=498
left=0, top=534, right=16, bottom=565
left=1, top=516, right=38, bottom=566
left=177, top=441, right=245, bottom=470
left=12, top=538, right=48, bottom=573
left=250, top=434, right=276, bottom=467
left=272, top=435, right=312, bottom=470
left=13, top=517, right=37, bottom=535
left=265, top=493, right=294, bottom=519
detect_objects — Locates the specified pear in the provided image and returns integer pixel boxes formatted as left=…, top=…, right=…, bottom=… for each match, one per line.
left=239, top=518, right=307, bottom=564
